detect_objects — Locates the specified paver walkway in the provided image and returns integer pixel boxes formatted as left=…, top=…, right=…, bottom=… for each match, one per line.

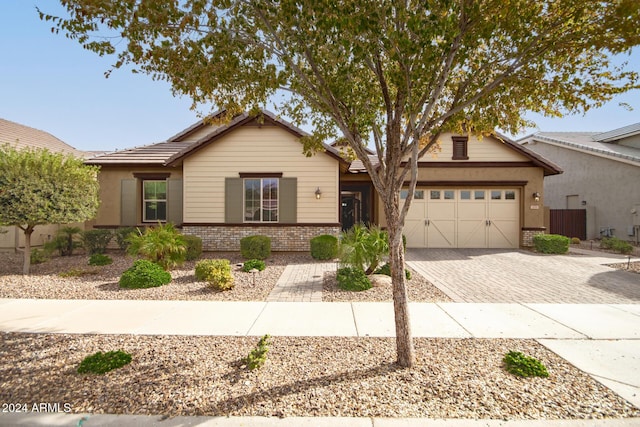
left=406, top=248, right=640, bottom=303
left=266, top=262, right=336, bottom=302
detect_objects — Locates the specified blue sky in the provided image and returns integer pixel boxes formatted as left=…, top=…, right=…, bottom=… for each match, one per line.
left=1, top=1, right=639, bottom=152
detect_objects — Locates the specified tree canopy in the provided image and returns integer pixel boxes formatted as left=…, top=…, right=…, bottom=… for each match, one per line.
left=42, top=0, right=640, bottom=366
left=0, top=145, right=100, bottom=274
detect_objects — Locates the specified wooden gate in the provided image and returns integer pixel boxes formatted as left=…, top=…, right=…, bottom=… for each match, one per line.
left=549, top=209, right=586, bottom=240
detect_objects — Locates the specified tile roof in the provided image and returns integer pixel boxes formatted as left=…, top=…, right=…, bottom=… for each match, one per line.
left=0, top=118, right=84, bottom=157
left=522, top=131, right=640, bottom=165
left=85, top=141, right=191, bottom=165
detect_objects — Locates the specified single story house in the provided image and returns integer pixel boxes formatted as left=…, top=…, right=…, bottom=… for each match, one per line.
left=518, top=123, right=640, bottom=242
left=86, top=110, right=561, bottom=251
left=0, top=118, right=88, bottom=251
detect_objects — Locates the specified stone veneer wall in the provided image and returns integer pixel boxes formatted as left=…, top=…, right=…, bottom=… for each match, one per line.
left=182, top=224, right=342, bottom=251
left=521, top=228, right=546, bottom=247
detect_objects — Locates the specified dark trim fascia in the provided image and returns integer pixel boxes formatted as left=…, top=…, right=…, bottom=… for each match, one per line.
left=407, top=180, right=528, bottom=187
left=182, top=222, right=342, bottom=227
left=521, top=227, right=546, bottom=231
left=409, top=161, right=537, bottom=168
left=133, top=172, right=171, bottom=179
left=238, top=172, right=283, bottom=178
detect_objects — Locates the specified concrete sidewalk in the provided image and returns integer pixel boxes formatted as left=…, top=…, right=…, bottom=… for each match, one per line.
left=1, top=298, right=639, bottom=409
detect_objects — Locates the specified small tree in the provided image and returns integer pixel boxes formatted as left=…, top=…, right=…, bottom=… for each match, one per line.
left=0, top=145, right=99, bottom=274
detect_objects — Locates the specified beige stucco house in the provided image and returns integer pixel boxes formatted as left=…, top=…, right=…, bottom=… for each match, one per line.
left=0, top=118, right=88, bottom=251
left=518, top=123, right=640, bottom=242
left=86, top=110, right=561, bottom=251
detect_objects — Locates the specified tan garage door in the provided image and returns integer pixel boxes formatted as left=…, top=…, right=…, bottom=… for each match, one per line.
left=403, top=189, right=519, bottom=249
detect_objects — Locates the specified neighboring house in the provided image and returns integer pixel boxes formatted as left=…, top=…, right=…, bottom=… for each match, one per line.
left=0, top=118, right=87, bottom=251
left=518, top=123, right=640, bottom=242
left=86, top=110, right=561, bottom=251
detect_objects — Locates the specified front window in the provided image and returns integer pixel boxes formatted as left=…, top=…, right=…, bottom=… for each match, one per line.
left=143, top=180, right=167, bottom=222
left=244, top=178, right=278, bottom=222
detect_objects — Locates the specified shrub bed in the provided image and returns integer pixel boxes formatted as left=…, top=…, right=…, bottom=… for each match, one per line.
left=195, top=259, right=235, bottom=291
left=242, top=259, right=266, bottom=272
left=183, top=235, right=203, bottom=261
left=119, top=259, right=171, bottom=289
left=310, top=234, right=338, bottom=260
left=240, top=235, right=271, bottom=260
left=88, top=253, right=113, bottom=266
left=336, top=266, right=371, bottom=291
left=533, top=234, right=570, bottom=254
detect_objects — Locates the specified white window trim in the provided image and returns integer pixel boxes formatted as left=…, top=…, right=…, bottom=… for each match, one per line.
left=142, top=180, right=167, bottom=222
left=243, top=178, right=279, bottom=223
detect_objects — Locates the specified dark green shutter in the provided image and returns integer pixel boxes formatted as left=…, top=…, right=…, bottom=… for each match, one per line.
left=279, top=178, right=297, bottom=223
left=225, top=178, right=243, bottom=223
left=167, top=179, right=183, bottom=225
left=120, top=179, right=137, bottom=226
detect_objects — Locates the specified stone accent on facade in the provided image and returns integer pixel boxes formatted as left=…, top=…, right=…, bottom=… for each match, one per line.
left=182, top=224, right=341, bottom=251
left=522, top=228, right=546, bottom=247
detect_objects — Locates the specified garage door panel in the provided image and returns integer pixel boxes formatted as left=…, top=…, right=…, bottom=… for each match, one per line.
left=428, top=219, right=456, bottom=248
left=402, top=188, right=519, bottom=249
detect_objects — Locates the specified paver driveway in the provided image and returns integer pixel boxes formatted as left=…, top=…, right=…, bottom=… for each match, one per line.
left=406, top=249, right=640, bottom=303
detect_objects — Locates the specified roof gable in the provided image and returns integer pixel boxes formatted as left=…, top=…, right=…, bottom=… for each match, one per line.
left=165, top=110, right=345, bottom=166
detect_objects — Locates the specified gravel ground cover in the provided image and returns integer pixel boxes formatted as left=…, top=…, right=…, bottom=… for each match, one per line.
left=0, top=252, right=302, bottom=301
left=0, top=252, right=452, bottom=302
left=323, top=268, right=452, bottom=302
left=1, top=332, right=638, bottom=419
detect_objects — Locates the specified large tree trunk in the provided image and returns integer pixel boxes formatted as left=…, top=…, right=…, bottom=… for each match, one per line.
left=22, top=226, right=33, bottom=275
left=384, top=195, right=415, bottom=368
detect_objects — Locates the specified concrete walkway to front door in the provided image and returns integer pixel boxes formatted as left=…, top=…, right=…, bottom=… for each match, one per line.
left=406, top=248, right=640, bottom=303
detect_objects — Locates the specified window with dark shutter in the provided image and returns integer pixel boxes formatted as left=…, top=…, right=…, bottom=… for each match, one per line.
left=452, top=136, right=469, bottom=160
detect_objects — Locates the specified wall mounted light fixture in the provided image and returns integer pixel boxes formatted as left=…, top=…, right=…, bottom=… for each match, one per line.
left=315, top=187, right=322, bottom=199
left=533, top=192, right=540, bottom=202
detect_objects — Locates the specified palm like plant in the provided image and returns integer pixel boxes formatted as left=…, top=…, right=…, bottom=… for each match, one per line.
left=339, top=224, right=389, bottom=274
left=126, top=223, right=186, bottom=270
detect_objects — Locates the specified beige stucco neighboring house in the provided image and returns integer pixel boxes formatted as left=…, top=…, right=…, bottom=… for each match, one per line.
left=0, top=118, right=88, bottom=251
left=518, top=123, right=640, bottom=242
left=86, top=110, right=561, bottom=250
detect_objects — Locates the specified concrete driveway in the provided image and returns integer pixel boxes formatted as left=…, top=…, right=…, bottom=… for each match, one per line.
left=406, top=248, right=640, bottom=303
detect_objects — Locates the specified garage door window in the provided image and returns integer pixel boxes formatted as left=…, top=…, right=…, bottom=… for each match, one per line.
left=474, top=190, right=485, bottom=200
left=491, top=190, right=502, bottom=200
left=460, top=191, right=471, bottom=200
left=505, top=191, right=516, bottom=200
left=400, top=189, right=424, bottom=199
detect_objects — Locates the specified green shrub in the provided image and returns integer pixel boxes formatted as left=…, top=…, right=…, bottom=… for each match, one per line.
left=183, top=234, right=203, bottom=261
left=240, top=235, right=271, bottom=260
left=244, top=334, right=271, bottom=370
left=126, top=223, right=186, bottom=270
left=339, top=224, right=389, bottom=274
left=82, top=229, right=113, bottom=255
left=570, top=237, right=581, bottom=245
left=89, top=253, right=113, bottom=266
left=503, top=351, right=549, bottom=378
left=30, top=248, right=49, bottom=265
left=45, top=226, right=82, bottom=256
left=374, top=263, right=412, bottom=280
left=119, top=259, right=171, bottom=289
left=242, top=259, right=266, bottom=272
left=310, top=234, right=339, bottom=260
left=115, top=227, right=136, bottom=250
left=533, top=234, right=570, bottom=254
left=195, top=259, right=234, bottom=290
left=77, top=350, right=132, bottom=374
left=601, top=237, right=633, bottom=254
left=336, top=266, right=371, bottom=291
